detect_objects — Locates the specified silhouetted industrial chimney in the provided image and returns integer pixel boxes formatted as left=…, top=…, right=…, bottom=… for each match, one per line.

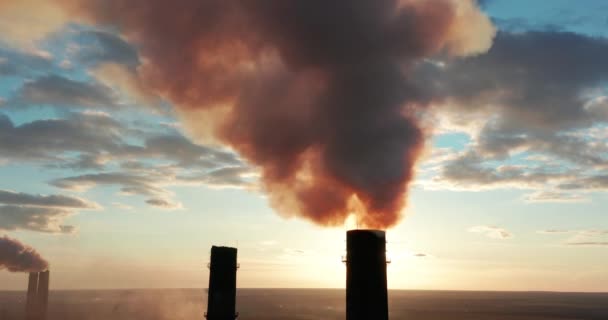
left=25, top=272, right=38, bottom=320
left=206, top=246, right=238, bottom=320
left=345, top=230, right=389, bottom=320
left=24, top=271, right=50, bottom=320
left=37, top=271, right=49, bottom=320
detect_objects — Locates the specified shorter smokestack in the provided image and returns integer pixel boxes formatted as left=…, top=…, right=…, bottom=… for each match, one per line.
left=25, top=272, right=38, bottom=320
left=345, top=229, right=389, bottom=320
left=206, top=246, right=238, bottom=320
left=37, top=271, right=49, bottom=320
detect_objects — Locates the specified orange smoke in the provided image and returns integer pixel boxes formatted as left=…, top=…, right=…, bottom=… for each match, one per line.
left=60, top=0, right=495, bottom=228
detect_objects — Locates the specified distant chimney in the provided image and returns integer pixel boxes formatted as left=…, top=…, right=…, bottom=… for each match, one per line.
left=37, top=271, right=50, bottom=320
left=345, top=230, right=389, bottom=320
left=206, top=246, right=238, bottom=320
left=25, top=272, right=38, bottom=320
left=24, top=271, right=50, bottom=320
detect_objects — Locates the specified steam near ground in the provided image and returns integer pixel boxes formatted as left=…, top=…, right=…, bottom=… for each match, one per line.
left=1, top=289, right=607, bottom=320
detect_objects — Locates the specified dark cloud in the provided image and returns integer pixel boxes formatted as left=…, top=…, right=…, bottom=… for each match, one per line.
left=14, top=74, right=121, bottom=110
left=0, top=47, right=53, bottom=76
left=422, top=32, right=608, bottom=199
left=558, top=175, right=608, bottom=191
left=421, top=31, right=608, bottom=133
left=0, top=235, right=48, bottom=272
left=0, top=110, right=250, bottom=211
left=0, top=205, right=75, bottom=233
left=0, top=112, right=124, bottom=162
left=177, top=166, right=253, bottom=189
left=437, top=151, right=572, bottom=189
left=53, top=153, right=110, bottom=170
left=50, top=171, right=177, bottom=210
left=0, top=112, right=243, bottom=172
left=50, top=172, right=168, bottom=197
left=0, top=189, right=98, bottom=208
left=491, top=18, right=563, bottom=33
left=142, top=134, right=241, bottom=168
left=145, top=198, right=181, bottom=210
left=51, top=164, right=253, bottom=208
left=75, top=30, right=140, bottom=67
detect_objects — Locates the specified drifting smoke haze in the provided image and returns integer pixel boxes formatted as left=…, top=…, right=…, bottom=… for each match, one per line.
left=58, top=0, right=495, bottom=228
left=0, top=235, right=48, bottom=272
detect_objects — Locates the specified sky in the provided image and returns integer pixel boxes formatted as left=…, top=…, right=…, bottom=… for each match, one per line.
left=0, top=0, right=607, bottom=292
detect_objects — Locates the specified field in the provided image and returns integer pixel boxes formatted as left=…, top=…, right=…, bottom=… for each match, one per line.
left=1, top=289, right=607, bottom=320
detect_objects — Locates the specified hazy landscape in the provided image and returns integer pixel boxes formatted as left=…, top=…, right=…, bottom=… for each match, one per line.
left=1, top=289, right=607, bottom=320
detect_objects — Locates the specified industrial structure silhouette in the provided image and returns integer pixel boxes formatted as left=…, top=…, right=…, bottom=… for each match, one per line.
left=20, top=230, right=389, bottom=320
left=25, top=271, right=50, bottom=320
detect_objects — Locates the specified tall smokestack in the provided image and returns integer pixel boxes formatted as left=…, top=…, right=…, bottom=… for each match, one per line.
left=206, top=246, right=238, bottom=320
left=23, top=270, right=50, bottom=320
left=25, top=272, right=38, bottom=320
left=345, top=230, right=389, bottom=320
left=36, top=271, right=50, bottom=320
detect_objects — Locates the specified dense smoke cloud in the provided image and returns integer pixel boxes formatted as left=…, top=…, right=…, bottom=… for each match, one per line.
left=0, top=235, right=48, bottom=272
left=61, top=0, right=494, bottom=228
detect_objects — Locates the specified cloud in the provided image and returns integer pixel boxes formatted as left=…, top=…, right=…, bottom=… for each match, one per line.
left=0, top=47, right=53, bottom=75
left=538, top=229, right=608, bottom=236
left=0, top=112, right=125, bottom=163
left=50, top=172, right=169, bottom=197
left=74, top=30, right=139, bottom=67
left=421, top=32, right=608, bottom=131
left=50, top=164, right=254, bottom=208
left=0, top=188, right=99, bottom=233
left=436, top=151, right=573, bottom=190
left=0, top=205, right=75, bottom=233
left=0, top=189, right=99, bottom=209
left=13, top=74, right=121, bottom=110
left=177, top=166, right=254, bottom=189
left=0, top=110, right=252, bottom=211
left=468, top=225, right=513, bottom=239
left=524, top=191, right=587, bottom=203
left=90, top=63, right=163, bottom=110
left=417, top=31, right=608, bottom=201
left=145, top=198, right=183, bottom=210
left=0, top=112, right=243, bottom=172
left=141, top=134, right=241, bottom=168
left=537, top=229, right=573, bottom=235
left=566, top=242, right=608, bottom=247
left=557, top=175, right=608, bottom=192
left=538, top=229, right=608, bottom=247
left=111, top=202, right=134, bottom=211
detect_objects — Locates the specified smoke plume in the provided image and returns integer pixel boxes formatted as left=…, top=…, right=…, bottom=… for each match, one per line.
left=62, top=0, right=494, bottom=228
left=0, top=235, right=48, bottom=272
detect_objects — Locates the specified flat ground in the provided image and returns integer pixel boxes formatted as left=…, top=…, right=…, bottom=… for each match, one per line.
left=0, top=289, right=606, bottom=320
